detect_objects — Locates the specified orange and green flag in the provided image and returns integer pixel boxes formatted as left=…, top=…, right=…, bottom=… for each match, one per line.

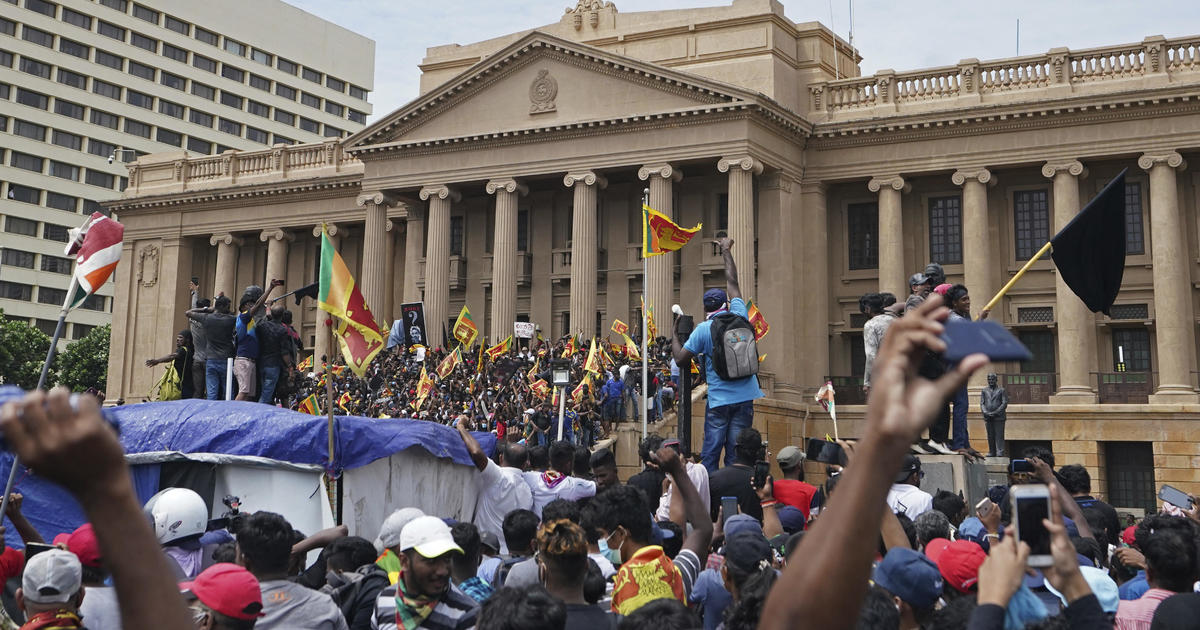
left=642, top=204, right=701, bottom=257
left=486, top=335, right=513, bottom=360
left=318, top=226, right=384, bottom=377
left=297, top=393, right=319, bottom=415
left=583, top=338, right=601, bottom=374
left=746, top=299, right=769, bottom=341
left=453, top=305, right=478, bottom=348
left=437, top=347, right=461, bottom=379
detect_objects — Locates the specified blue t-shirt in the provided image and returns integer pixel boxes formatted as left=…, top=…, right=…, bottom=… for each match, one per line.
left=689, top=568, right=732, bottom=630
left=1118, top=570, right=1149, bottom=600
left=683, top=298, right=764, bottom=408
left=235, top=312, right=259, bottom=359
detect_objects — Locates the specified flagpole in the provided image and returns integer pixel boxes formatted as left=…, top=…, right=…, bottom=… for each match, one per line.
left=0, top=255, right=83, bottom=519
left=325, top=318, right=340, bottom=525
left=641, top=189, right=650, bottom=441
left=981, top=241, right=1052, bottom=313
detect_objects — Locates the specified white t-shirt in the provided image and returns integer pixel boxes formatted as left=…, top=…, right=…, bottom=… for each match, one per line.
left=475, top=459, right=533, bottom=555
left=523, top=471, right=596, bottom=517
left=655, top=461, right=712, bottom=521
left=887, top=483, right=934, bottom=518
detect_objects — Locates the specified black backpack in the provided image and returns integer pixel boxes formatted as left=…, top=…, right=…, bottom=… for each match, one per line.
left=709, top=312, right=759, bottom=381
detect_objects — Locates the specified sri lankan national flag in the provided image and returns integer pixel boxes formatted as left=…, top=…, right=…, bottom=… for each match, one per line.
left=297, top=394, right=319, bottom=415
left=530, top=379, right=550, bottom=400
left=746, top=299, right=770, bottom=341
left=437, top=347, right=461, bottom=379
left=641, top=298, right=658, bottom=341
left=622, top=333, right=641, bottom=360
left=486, top=336, right=513, bottom=360
left=642, top=204, right=701, bottom=257
left=318, top=226, right=384, bottom=377
left=583, top=338, right=601, bottom=374
left=453, top=306, right=478, bottom=348
left=611, top=319, right=629, bottom=336
left=561, top=336, right=577, bottom=358
left=571, top=373, right=592, bottom=404
left=337, top=391, right=352, bottom=412
left=415, top=365, right=435, bottom=409
left=297, top=355, right=313, bottom=372
left=526, top=357, right=540, bottom=383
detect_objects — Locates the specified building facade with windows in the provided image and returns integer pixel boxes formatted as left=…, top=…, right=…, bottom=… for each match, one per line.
left=105, top=0, right=1200, bottom=511
left=0, top=0, right=373, bottom=343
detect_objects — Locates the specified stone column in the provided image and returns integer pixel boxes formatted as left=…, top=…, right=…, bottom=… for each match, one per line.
left=952, top=168, right=997, bottom=389
left=311, top=224, right=341, bottom=371
left=798, top=182, right=830, bottom=391
left=209, top=233, right=243, bottom=299
left=419, top=185, right=460, bottom=348
left=357, top=191, right=395, bottom=322
left=756, top=171, right=797, bottom=397
left=1043, top=160, right=1097, bottom=403
left=638, top=164, right=682, bottom=337
left=259, top=229, right=292, bottom=288
left=1140, top=152, right=1198, bottom=403
left=718, top=156, right=763, bottom=300
left=564, top=171, right=607, bottom=338
left=403, top=207, right=424, bottom=303
left=385, top=218, right=399, bottom=318
left=486, top=178, right=528, bottom=342
left=868, top=175, right=909, bottom=297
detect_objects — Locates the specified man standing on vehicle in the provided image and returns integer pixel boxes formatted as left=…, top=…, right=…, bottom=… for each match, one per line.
left=671, top=237, right=763, bottom=472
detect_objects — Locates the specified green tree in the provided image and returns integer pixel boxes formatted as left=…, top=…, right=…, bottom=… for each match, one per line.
left=0, top=314, right=54, bottom=389
left=56, top=324, right=110, bottom=393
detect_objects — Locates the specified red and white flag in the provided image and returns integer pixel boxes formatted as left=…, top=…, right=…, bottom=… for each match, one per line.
left=65, top=212, right=124, bottom=310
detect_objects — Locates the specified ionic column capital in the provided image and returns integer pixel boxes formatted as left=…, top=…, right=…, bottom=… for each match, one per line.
left=209, top=233, right=243, bottom=247
left=867, top=175, right=909, bottom=193
left=385, top=219, right=398, bottom=233
left=313, top=223, right=341, bottom=239
left=563, top=171, right=608, bottom=189
left=717, top=156, right=764, bottom=175
left=1138, top=151, right=1187, bottom=172
left=637, top=163, right=682, bottom=182
left=1041, top=160, right=1087, bottom=180
left=419, top=185, right=461, bottom=203
left=356, top=191, right=397, bottom=208
left=951, top=168, right=996, bottom=187
left=259, top=228, right=294, bottom=243
left=485, top=178, right=529, bottom=196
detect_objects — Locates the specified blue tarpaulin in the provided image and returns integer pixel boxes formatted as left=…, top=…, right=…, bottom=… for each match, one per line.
left=0, top=387, right=495, bottom=548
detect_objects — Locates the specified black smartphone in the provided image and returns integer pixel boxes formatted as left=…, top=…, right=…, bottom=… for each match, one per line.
left=1009, top=458, right=1034, bottom=474
left=25, top=542, right=56, bottom=559
left=753, top=461, right=770, bottom=489
left=941, top=319, right=1033, bottom=363
left=1159, top=484, right=1195, bottom=511
left=721, top=496, right=739, bottom=524
left=806, top=438, right=847, bottom=465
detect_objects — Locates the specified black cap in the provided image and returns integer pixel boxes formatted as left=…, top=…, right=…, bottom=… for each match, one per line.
left=895, top=454, right=921, bottom=483
left=908, top=272, right=930, bottom=287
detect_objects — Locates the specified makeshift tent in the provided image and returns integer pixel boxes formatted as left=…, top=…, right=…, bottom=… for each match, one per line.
left=0, top=387, right=494, bottom=548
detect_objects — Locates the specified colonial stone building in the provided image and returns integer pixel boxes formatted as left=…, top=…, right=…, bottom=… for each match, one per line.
left=106, top=0, right=1200, bottom=512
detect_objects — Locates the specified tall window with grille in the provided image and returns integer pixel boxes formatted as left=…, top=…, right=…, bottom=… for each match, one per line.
left=1111, top=328, right=1150, bottom=372
left=1013, top=189, right=1050, bottom=260
left=928, top=195, right=963, bottom=264
left=1017, top=329, right=1055, bottom=374
left=1104, top=442, right=1156, bottom=512
left=847, top=202, right=878, bottom=270
left=449, top=216, right=464, bottom=256
left=1124, top=181, right=1144, bottom=255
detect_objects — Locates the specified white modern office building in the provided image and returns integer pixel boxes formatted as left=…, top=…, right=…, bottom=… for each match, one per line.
left=0, top=0, right=374, bottom=343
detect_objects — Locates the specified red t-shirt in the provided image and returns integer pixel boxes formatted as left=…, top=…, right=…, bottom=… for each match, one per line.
left=773, top=479, right=818, bottom=523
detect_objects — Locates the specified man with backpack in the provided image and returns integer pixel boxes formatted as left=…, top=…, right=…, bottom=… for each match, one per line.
left=671, top=237, right=763, bottom=472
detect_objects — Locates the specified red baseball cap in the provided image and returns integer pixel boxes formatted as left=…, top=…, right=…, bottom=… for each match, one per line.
left=1121, top=525, right=1138, bottom=546
left=927, top=539, right=986, bottom=593
left=56, top=524, right=101, bottom=568
left=180, top=563, right=264, bottom=620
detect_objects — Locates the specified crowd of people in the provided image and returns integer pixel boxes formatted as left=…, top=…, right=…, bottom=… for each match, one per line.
left=9, top=296, right=1200, bottom=630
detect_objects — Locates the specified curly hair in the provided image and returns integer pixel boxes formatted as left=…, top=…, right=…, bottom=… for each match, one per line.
left=537, top=519, right=589, bottom=588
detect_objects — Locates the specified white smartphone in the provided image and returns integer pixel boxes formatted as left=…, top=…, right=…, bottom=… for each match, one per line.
left=1011, top=484, right=1053, bottom=567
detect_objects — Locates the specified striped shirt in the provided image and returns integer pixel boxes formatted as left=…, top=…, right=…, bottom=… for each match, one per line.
left=370, top=583, right=478, bottom=630
left=1115, top=588, right=1175, bottom=630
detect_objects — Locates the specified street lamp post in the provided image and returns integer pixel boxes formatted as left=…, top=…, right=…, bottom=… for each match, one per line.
left=551, top=359, right=571, bottom=442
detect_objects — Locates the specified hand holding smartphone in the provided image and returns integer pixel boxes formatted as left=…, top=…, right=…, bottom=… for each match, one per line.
left=1159, top=484, right=1195, bottom=511
left=1011, top=484, right=1053, bottom=567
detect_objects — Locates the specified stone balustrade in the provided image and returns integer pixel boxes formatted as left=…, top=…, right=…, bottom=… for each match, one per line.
left=810, top=35, right=1200, bottom=119
left=122, top=139, right=362, bottom=197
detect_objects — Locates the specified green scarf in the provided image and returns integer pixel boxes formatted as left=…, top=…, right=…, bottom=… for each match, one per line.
left=395, top=570, right=440, bottom=630
left=377, top=549, right=402, bottom=585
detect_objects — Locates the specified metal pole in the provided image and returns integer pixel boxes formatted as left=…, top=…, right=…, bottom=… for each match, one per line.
left=325, top=319, right=341, bottom=524
left=225, top=357, right=234, bottom=401
left=641, top=189, right=650, bottom=441
left=557, top=388, right=566, bottom=442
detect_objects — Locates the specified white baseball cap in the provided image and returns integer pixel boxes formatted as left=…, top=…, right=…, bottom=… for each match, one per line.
left=22, top=549, right=82, bottom=604
left=399, top=516, right=463, bottom=559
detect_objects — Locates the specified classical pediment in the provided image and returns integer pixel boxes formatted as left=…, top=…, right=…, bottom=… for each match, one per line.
left=346, top=31, right=764, bottom=150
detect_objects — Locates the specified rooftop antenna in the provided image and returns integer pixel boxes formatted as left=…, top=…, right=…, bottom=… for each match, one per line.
left=1016, top=18, right=1020, bottom=56
left=828, top=0, right=839, bottom=80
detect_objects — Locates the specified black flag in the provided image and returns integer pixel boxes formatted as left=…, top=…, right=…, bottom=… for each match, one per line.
left=1050, top=169, right=1127, bottom=315
left=292, top=281, right=319, bottom=305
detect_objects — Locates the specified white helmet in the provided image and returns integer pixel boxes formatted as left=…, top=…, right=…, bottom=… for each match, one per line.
left=143, top=488, right=208, bottom=545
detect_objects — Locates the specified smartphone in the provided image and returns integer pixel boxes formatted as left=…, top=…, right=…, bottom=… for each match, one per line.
left=721, top=496, right=739, bottom=524
left=753, top=461, right=770, bottom=489
left=25, top=542, right=56, bottom=559
left=806, top=438, right=847, bottom=465
left=1159, top=484, right=1195, bottom=511
left=1009, top=459, right=1034, bottom=474
left=975, top=497, right=994, bottom=517
left=663, top=438, right=682, bottom=455
left=941, top=319, right=1033, bottom=363
left=1012, top=484, right=1053, bottom=567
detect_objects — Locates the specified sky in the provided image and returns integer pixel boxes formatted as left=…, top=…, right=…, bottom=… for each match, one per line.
left=286, top=0, right=1200, bottom=124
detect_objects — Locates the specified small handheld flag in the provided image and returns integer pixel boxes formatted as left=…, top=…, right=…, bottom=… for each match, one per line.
left=298, top=394, right=319, bottom=415
left=746, top=299, right=769, bottom=341
left=66, top=212, right=124, bottom=310
left=453, top=306, right=479, bottom=348
left=486, top=335, right=513, bottom=360
left=611, top=319, right=629, bottom=336
left=642, top=204, right=701, bottom=257
left=437, top=347, right=462, bottom=379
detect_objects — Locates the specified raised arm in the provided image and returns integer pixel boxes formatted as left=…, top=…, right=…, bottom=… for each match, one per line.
left=455, top=416, right=489, bottom=472
left=759, top=297, right=987, bottom=630
left=717, top=237, right=741, bottom=301
left=0, top=389, right=192, bottom=630
left=654, top=446, right=712, bottom=562
left=4, top=493, right=44, bottom=545
left=250, top=279, right=284, bottom=317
